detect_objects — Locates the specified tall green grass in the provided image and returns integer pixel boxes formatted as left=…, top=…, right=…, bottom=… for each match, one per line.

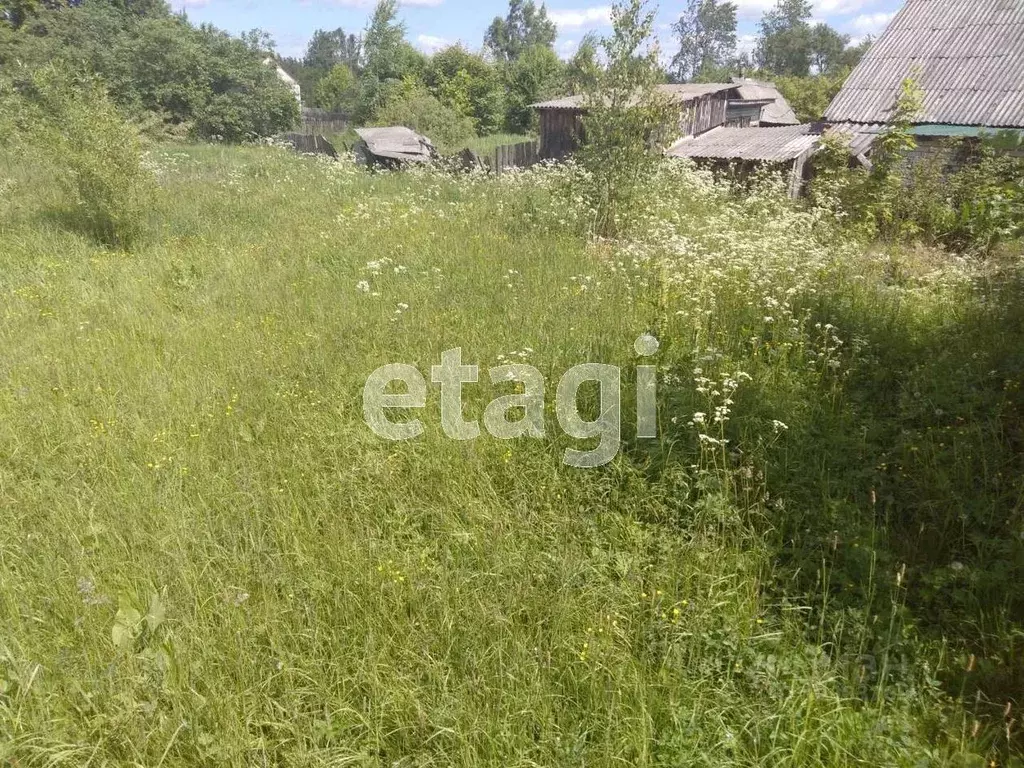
left=0, top=144, right=1020, bottom=766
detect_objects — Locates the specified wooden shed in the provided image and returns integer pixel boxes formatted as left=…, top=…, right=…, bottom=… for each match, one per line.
left=531, top=83, right=773, bottom=160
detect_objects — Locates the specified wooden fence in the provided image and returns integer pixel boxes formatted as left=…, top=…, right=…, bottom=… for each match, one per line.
left=493, top=140, right=540, bottom=174
left=300, top=108, right=350, bottom=135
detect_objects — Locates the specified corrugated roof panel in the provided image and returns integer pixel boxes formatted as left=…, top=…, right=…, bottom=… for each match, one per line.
left=824, top=0, right=1024, bottom=127
left=666, top=125, right=818, bottom=162
left=531, top=83, right=736, bottom=110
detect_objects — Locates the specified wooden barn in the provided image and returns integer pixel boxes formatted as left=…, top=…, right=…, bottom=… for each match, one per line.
left=531, top=83, right=783, bottom=160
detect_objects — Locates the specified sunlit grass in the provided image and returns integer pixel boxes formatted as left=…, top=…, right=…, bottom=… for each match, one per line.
left=0, top=143, right=1021, bottom=766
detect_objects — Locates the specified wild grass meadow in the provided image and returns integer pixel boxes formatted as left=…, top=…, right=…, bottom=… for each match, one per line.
left=0, top=143, right=1022, bottom=766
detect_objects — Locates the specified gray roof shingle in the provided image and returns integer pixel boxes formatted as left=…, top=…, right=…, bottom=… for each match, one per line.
left=666, top=125, right=819, bottom=162
left=824, top=0, right=1024, bottom=127
left=731, top=78, right=800, bottom=125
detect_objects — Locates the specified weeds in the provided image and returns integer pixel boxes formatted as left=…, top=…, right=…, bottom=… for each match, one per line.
left=2, top=64, right=155, bottom=248
left=0, top=142, right=1020, bottom=765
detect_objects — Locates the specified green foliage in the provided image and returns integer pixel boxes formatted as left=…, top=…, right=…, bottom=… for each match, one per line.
left=371, top=82, right=476, bottom=149
left=483, top=0, right=557, bottom=63
left=772, top=70, right=848, bottom=122
left=807, top=22, right=850, bottom=75
left=576, top=0, right=677, bottom=238
left=425, top=45, right=504, bottom=135
left=0, top=1, right=298, bottom=140
left=942, top=144, right=1024, bottom=251
left=314, top=63, right=359, bottom=114
left=5, top=63, right=154, bottom=246
left=564, top=32, right=601, bottom=94
left=358, top=0, right=427, bottom=122
left=304, top=27, right=360, bottom=73
left=502, top=43, right=564, bottom=133
left=669, top=0, right=737, bottom=83
left=755, top=0, right=813, bottom=76
left=813, top=76, right=1024, bottom=254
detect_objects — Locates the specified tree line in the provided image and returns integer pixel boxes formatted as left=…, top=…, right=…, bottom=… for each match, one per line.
left=1, top=0, right=874, bottom=145
left=670, top=0, right=872, bottom=122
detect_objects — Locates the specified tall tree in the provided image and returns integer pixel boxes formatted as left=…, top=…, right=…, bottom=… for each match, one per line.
left=754, top=0, right=812, bottom=76
left=358, top=0, right=424, bottom=120
left=670, top=0, right=737, bottom=83
left=808, top=22, right=849, bottom=74
left=304, top=27, right=360, bottom=73
left=483, top=0, right=556, bottom=62
left=579, top=0, right=675, bottom=238
left=425, top=45, right=504, bottom=134
left=564, top=31, right=600, bottom=93
left=502, top=42, right=562, bottom=131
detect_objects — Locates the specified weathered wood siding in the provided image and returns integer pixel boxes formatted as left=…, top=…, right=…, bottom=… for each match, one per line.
left=725, top=100, right=763, bottom=128
left=538, top=109, right=584, bottom=159
left=678, top=95, right=729, bottom=137
left=494, top=140, right=540, bottom=173
left=301, top=108, right=350, bottom=135
left=537, top=93, right=730, bottom=160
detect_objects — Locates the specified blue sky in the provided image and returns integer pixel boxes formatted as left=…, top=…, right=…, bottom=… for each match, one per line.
left=170, top=0, right=905, bottom=62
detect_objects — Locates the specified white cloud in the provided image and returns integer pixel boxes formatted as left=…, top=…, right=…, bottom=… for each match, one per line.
left=548, top=6, right=612, bottom=30
left=731, top=0, right=775, bottom=18
left=416, top=33, right=450, bottom=53
left=736, top=33, right=757, bottom=56
left=729, top=0, right=878, bottom=20
left=814, top=0, right=870, bottom=13
left=308, top=0, right=443, bottom=6
left=849, top=11, right=895, bottom=33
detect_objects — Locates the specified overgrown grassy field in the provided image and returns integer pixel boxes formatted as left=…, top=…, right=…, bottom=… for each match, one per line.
left=0, top=145, right=1022, bottom=766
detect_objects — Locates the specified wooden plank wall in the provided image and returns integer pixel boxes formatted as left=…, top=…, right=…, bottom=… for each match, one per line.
left=678, top=95, right=728, bottom=138
left=301, top=108, right=350, bottom=135
left=494, top=140, right=540, bottom=174
left=538, top=110, right=584, bottom=159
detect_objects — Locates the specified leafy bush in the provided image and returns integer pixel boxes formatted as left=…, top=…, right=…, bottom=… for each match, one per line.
left=371, top=83, right=476, bottom=150
left=812, top=76, right=1024, bottom=254
left=11, top=64, right=155, bottom=247
left=425, top=45, right=505, bottom=136
left=574, top=0, right=677, bottom=238
left=0, top=1, right=298, bottom=142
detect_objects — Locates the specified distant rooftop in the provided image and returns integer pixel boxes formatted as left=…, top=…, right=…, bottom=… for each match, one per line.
left=531, top=83, right=736, bottom=110
left=667, top=125, right=818, bottom=162
left=731, top=78, right=799, bottom=126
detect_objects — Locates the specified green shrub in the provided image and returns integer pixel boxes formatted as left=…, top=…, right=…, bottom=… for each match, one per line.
left=18, top=64, right=155, bottom=247
left=371, top=82, right=476, bottom=150
left=812, top=76, right=1024, bottom=254
left=575, top=0, right=677, bottom=239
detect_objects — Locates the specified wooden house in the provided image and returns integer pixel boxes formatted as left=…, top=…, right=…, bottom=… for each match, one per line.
left=822, top=0, right=1024, bottom=166
left=531, top=83, right=781, bottom=160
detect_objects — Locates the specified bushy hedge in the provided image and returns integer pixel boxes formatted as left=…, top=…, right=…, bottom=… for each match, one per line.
left=0, top=0, right=298, bottom=141
left=1, top=63, right=155, bottom=247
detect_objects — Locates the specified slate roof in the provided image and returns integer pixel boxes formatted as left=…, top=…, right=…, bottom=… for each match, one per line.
left=531, top=83, right=736, bottom=110
left=354, top=127, right=435, bottom=162
left=666, top=125, right=818, bottom=162
left=824, top=0, right=1024, bottom=127
left=731, top=78, right=800, bottom=125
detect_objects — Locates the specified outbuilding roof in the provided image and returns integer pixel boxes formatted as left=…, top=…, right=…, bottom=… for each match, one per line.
left=666, top=125, right=818, bottom=162
left=730, top=78, right=799, bottom=125
left=531, top=83, right=736, bottom=110
left=824, top=0, right=1024, bottom=127
left=354, top=127, right=435, bottom=162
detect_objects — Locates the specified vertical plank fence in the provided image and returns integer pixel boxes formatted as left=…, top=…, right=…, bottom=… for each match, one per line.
left=493, top=140, right=540, bottom=175
left=301, top=108, right=350, bottom=135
